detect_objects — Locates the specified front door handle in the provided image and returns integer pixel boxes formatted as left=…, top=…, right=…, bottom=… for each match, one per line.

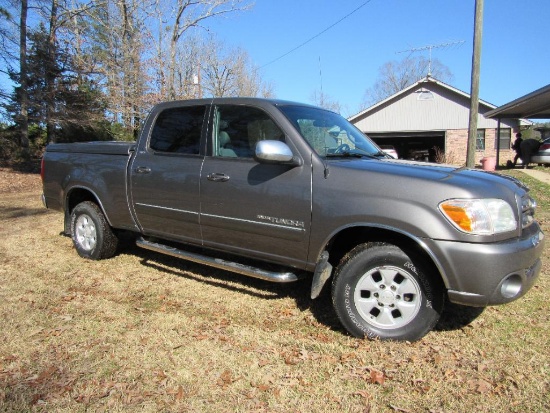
left=135, top=166, right=151, bottom=174
left=207, top=173, right=230, bottom=182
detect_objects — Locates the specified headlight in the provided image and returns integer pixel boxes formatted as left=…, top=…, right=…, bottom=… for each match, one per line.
left=439, top=199, right=517, bottom=235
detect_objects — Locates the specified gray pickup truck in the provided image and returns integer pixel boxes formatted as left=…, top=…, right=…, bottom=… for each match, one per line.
left=41, top=98, right=544, bottom=341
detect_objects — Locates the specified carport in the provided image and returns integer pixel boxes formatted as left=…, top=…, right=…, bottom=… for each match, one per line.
left=485, top=84, right=550, bottom=166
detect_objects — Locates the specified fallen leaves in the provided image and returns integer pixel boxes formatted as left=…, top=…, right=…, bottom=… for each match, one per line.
left=467, top=378, right=493, bottom=394
left=369, top=368, right=385, bottom=385
left=1, top=364, right=79, bottom=406
left=216, top=369, right=241, bottom=388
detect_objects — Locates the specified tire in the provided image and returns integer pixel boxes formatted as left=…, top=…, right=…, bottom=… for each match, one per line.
left=70, top=201, right=119, bottom=260
left=331, top=243, right=444, bottom=341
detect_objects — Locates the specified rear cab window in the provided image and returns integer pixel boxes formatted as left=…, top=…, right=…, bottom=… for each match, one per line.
left=149, top=106, right=207, bottom=154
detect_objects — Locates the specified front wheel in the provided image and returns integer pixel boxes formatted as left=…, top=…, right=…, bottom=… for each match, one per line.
left=70, top=201, right=119, bottom=260
left=332, top=243, right=444, bottom=341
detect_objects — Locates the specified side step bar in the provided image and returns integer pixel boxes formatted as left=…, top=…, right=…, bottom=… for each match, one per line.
left=136, top=237, right=300, bottom=283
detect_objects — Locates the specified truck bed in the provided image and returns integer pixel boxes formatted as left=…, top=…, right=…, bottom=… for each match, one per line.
left=42, top=141, right=137, bottom=232
left=45, top=141, right=135, bottom=155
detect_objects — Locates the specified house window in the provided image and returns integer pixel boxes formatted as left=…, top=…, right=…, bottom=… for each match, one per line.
left=476, top=129, right=485, bottom=151
left=498, top=128, right=511, bottom=149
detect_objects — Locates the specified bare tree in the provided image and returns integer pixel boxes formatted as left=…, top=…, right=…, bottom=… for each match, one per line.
left=200, top=37, right=273, bottom=98
left=310, top=90, right=341, bottom=113
left=82, top=0, right=149, bottom=138
left=3, top=0, right=261, bottom=146
left=166, top=0, right=251, bottom=99
left=361, top=56, right=453, bottom=109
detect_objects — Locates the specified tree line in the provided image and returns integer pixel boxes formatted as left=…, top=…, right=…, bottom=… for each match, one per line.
left=0, top=0, right=466, bottom=164
left=0, top=0, right=274, bottom=160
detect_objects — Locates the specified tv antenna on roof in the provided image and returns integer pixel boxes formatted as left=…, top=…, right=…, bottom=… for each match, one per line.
left=397, top=40, right=465, bottom=76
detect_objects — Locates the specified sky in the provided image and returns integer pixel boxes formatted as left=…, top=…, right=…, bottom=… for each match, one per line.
left=205, top=0, right=550, bottom=117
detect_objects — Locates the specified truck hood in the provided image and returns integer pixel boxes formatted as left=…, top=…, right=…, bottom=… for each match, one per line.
left=329, top=157, right=529, bottom=198
left=322, top=157, right=531, bottom=243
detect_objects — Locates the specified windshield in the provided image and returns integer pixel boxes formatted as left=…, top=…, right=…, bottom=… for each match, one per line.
left=278, top=105, right=383, bottom=158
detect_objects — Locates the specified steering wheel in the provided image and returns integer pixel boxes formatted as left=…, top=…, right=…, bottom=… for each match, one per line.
left=334, top=143, right=351, bottom=153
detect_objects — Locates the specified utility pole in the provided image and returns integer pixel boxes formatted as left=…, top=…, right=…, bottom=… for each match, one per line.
left=466, top=0, right=484, bottom=168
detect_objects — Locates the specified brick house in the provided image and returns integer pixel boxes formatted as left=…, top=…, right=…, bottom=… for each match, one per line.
left=348, top=76, right=528, bottom=166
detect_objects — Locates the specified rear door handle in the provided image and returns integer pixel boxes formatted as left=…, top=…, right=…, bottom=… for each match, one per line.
left=135, top=166, right=151, bottom=174
left=207, top=173, right=230, bottom=182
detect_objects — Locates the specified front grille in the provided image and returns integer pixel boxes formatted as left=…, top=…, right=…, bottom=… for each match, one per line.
left=521, top=194, right=536, bottom=229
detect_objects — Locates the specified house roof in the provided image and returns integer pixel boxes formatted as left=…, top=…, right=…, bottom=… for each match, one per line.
left=484, top=84, right=550, bottom=119
left=348, top=75, right=496, bottom=122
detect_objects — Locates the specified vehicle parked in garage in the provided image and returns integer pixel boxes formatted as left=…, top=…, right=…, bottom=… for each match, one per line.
left=379, top=144, right=398, bottom=159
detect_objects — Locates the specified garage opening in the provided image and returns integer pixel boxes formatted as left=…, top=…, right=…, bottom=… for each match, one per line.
left=366, top=131, right=445, bottom=162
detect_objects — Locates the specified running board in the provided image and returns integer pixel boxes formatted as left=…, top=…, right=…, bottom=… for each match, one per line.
left=136, top=237, right=300, bottom=283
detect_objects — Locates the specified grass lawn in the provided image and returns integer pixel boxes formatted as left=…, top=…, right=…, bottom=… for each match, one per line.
left=0, top=166, right=548, bottom=412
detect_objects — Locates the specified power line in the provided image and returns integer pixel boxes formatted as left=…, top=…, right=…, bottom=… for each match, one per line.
left=260, top=0, right=373, bottom=69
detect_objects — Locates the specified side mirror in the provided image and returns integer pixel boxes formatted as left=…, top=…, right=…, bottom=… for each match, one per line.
left=254, top=140, right=302, bottom=166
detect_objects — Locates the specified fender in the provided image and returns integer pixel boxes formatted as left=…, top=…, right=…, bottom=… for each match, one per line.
left=62, top=185, right=112, bottom=234
left=316, top=222, right=450, bottom=290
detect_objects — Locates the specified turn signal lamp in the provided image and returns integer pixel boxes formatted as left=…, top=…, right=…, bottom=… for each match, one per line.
left=439, top=199, right=517, bottom=235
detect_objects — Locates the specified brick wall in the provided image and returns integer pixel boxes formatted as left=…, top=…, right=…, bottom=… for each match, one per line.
left=445, top=129, right=515, bottom=167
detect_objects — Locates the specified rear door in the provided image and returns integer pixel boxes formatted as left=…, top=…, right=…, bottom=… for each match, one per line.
left=129, top=104, right=207, bottom=244
left=200, top=104, right=312, bottom=268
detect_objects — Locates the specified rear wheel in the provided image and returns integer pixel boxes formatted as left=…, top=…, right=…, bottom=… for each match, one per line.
left=70, top=201, right=118, bottom=260
left=332, top=243, right=444, bottom=341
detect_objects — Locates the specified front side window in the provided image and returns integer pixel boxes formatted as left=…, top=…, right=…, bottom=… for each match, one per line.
left=278, top=105, right=380, bottom=158
left=149, top=106, right=206, bottom=154
left=213, top=105, right=284, bottom=158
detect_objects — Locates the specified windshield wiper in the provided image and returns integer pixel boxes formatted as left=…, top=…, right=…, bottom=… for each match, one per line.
left=326, top=150, right=384, bottom=159
left=326, top=151, right=366, bottom=158
left=371, top=150, right=391, bottom=158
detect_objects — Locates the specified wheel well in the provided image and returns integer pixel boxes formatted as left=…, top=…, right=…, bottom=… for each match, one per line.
left=326, top=226, right=444, bottom=287
left=63, top=188, right=102, bottom=234
left=67, top=188, right=100, bottom=214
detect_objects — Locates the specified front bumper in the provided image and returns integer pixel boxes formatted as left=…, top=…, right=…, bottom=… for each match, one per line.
left=423, top=224, right=544, bottom=307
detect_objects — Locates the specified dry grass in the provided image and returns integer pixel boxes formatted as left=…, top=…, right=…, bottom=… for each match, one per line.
left=0, top=168, right=548, bottom=413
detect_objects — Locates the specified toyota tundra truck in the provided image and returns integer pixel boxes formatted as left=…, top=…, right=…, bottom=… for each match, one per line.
left=41, top=98, right=544, bottom=341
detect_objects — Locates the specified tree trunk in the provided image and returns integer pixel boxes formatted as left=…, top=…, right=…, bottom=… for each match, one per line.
left=19, top=0, right=29, bottom=154
left=46, top=0, right=59, bottom=143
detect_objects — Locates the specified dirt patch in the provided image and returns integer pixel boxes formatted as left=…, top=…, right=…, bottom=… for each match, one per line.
left=0, top=167, right=42, bottom=194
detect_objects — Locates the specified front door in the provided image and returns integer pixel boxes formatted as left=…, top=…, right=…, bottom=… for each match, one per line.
left=200, top=104, right=312, bottom=268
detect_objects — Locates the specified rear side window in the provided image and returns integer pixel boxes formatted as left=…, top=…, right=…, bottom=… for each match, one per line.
left=149, top=106, right=206, bottom=154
